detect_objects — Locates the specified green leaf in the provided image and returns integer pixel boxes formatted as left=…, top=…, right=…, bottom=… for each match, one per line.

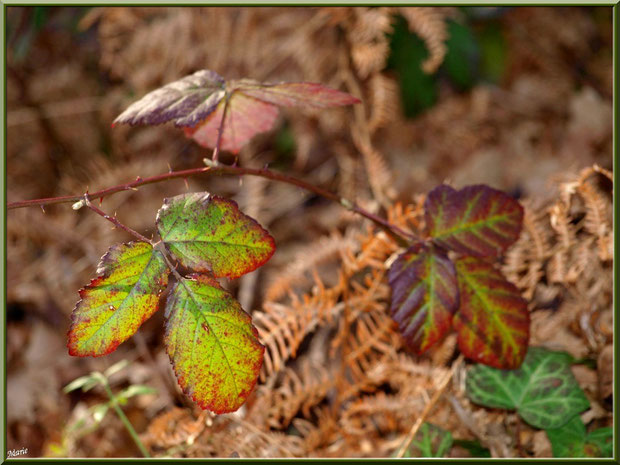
left=157, top=193, right=275, bottom=279
left=466, top=347, right=590, bottom=429
left=114, top=69, right=360, bottom=154
left=406, top=423, right=453, bottom=458
left=546, top=415, right=613, bottom=457
left=165, top=274, right=264, bottom=414
left=91, top=403, right=109, bottom=424
left=68, top=242, right=169, bottom=357
left=117, top=385, right=158, bottom=401
left=63, top=374, right=99, bottom=393
left=387, top=15, right=437, bottom=117
left=442, top=20, right=479, bottom=90
left=426, top=184, right=523, bottom=257
left=453, top=256, right=529, bottom=369
left=587, top=426, right=613, bottom=457
left=388, top=243, right=459, bottom=353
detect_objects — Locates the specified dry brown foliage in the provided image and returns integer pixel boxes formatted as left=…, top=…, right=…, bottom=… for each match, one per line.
left=7, top=6, right=612, bottom=459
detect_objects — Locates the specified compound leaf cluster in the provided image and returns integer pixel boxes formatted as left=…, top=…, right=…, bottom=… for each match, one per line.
left=69, top=193, right=273, bottom=414
left=113, top=69, right=360, bottom=153
left=388, top=184, right=528, bottom=368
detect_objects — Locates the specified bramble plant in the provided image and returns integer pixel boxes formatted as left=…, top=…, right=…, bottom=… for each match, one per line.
left=9, top=69, right=529, bottom=414
left=388, top=183, right=528, bottom=368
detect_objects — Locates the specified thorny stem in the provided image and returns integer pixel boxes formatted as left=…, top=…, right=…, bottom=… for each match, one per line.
left=395, top=355, right=464, bottom=458
left=82, top=194, right=152, bottom=244
left=100, top=377, right=151, bottom=458
left=9, top=163, right=417, bottom=244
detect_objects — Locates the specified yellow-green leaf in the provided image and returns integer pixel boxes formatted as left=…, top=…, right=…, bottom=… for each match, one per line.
left=165, top=274, right=264, bottom=413
left=68, top=242, right=169, bottom=357
left=156, top=192, right=275, bottom=279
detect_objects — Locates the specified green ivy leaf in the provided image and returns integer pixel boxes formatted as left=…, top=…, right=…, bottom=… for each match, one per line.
left=157, top=193, right=275, bottom=279
left=426, top=184, right=523, bottom=257
left=546, top=415, right=613, bottom=458
left=388, top=243, right=459, bottom=353
left=453, top=256, right=529, bottom=369
left=165, top=274, right=264, bottom=414
left=406, top=423, right=453, bottom=458
left=114, top=69, right=360, bottom=153
left=68, top=242, right=169, bottom=356
left=466, top=347, right=590, bottom=429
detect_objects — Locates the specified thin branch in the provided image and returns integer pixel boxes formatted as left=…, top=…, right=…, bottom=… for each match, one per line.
left=9, top=162, right=417, bottom=243
left=82, top=194, right=152, bottom=244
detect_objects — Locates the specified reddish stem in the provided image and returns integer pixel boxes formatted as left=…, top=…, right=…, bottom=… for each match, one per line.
left=9, top=164, right=416, bottom=243
left=83, top=195, right=152, bottom=244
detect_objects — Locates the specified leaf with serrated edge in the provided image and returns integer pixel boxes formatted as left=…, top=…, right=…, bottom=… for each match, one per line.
left=113, top=69, right=360, bottom=154
left=388, top=243, right=458, bottom=353
left=426, top=184, right=523, bottom=257
left=466, top=347, right=590, bottom=429
left=453, top=256, right=529, bottom=369
left=113, top=70, right=226, bottom=127
left=157, top=193, right=275, bottom=279
left=165, top=274, right=264, bottom=413
left=68, top=242, right=169, bottom=356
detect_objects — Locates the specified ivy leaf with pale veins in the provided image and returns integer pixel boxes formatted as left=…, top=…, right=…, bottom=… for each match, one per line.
left=388, top=243, right=459, bottom=353
left=453, top=256, right=529, bottom=369
left=68, top=241, right=169, bottom=357
left=165, top=274, right=264, bottom=413
left=156, top=192, right=275, bottom=279
left=466, top=347, right=590, bottom=429
left=426, top=184, right=523, bottom=257
left=113, top=69, right=360, bottom=154
left=113, top=70, right=226, bottom=128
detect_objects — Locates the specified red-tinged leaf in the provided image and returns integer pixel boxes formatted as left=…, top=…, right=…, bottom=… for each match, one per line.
left=184, top=93, right=279, bottom=154
left=453, top=256, right=529, bottom=369
left=426, top=184, right=523, bottom=257
left=113, top=70, right=226, bottom=127
left=68, top=242, right=169, bottom=357
left=388, top=243, right=459, bottom=353
left=165, top=274, right=264, bottom=413
left=230, top=80, right=362, bottom=108
left=113, top=69, right=360, bottom=154
left=156, top=192, right=275, bottom=279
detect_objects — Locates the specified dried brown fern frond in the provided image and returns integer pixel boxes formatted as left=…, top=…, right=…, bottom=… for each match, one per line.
left=264, top=231, right=357, bottom=302
left=366, top=73, right=400, bottom=134
left=398, top=7, right=453, bottom=74
left=255, top=271, right=345, bottom=381
left=345, top=7, right=394, bottom=79
left=251, top=360, right=335, bottom=429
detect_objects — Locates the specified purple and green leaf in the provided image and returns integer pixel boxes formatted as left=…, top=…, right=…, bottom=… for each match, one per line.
left=388, top=243, right=459, bottom=353
left=466, top=347, right=590, bottom=429
left=453, top=256, right=529, bottom=369
left=164, top=274, right=264, bottom=414
left=156, top=192, right=275, bottom=279
left=113, top=70, right=225, bottom=128
left=426, top=184, right=523, bottom=257
left=68, top=241, right=169, bottom=356
left=113, top=69, right=360, bottom=154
